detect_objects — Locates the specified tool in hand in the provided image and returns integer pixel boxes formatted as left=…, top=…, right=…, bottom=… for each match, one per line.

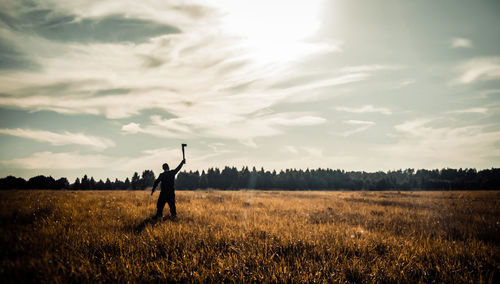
left=182, top=143, right=187, bottom=163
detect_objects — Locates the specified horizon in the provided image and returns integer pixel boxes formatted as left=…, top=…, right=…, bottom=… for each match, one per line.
left=2, top=165, right=498, bottom=192
left=1, top=165, right=497, bottom=183
left=1, top=0, right=500, bottom=181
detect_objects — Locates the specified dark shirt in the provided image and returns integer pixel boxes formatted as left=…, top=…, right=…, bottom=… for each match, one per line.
left=153, top=162, right=183, bottom=194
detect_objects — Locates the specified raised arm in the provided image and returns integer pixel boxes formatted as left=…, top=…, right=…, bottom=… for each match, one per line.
left=173, top=159, right=185, bottom=174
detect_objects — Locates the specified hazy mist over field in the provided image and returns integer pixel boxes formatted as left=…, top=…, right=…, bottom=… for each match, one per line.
left=0, top=0, right=499, bottom=180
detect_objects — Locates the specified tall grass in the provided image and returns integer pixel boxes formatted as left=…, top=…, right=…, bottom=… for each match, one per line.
left=0, top=190, right=498, bottom=282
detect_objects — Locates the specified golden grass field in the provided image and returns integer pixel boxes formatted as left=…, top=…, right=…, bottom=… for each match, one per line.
left=0, top=190, right=498, bottom=283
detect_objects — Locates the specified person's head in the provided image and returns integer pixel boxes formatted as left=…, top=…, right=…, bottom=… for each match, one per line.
left=162, top=163, right=169, bottom=171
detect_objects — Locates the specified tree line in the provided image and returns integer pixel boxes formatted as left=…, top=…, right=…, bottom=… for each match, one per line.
left=0, top=170, right=155, bottom=191
left=1, top=167, right=499, bottom=191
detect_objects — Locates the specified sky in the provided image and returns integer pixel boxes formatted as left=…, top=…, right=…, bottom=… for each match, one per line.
left=0, top=0, right=499, bottom=181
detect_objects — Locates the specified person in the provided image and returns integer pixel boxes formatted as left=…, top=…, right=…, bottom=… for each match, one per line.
left=151, top=159, right=185, bottom=219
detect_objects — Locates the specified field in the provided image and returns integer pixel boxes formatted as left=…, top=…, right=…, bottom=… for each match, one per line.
left=0, top=190, right=498, bottom=283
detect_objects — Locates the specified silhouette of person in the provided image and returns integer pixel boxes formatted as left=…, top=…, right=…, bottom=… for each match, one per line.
left=151, top=159, right=185, bottom=219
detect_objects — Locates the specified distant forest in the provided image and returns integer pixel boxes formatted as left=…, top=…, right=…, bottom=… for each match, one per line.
left=1, top=167, right=500, bottom=191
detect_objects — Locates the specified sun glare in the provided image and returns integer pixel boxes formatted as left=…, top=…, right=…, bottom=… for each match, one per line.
left=215, top=0, right=325, bottom=64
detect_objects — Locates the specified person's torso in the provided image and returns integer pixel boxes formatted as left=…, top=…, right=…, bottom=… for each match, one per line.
left=159, top=170, right=176, bottom=191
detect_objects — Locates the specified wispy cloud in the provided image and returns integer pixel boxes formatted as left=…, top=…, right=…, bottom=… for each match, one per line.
left=302, top=146, right=323, bottom=158
left=448, top=107, right=488, bottom=114
left=283, top=73, right=371, bottom=95
left=335, top=105, right=392, bottom=115
left=383, top=118, right=500, bottom=168
left=122, top=112, right=327, bottom=146
left=0, top=68, right=362, bottom=119
left=282, top=145, right=299, bottom=154
left=0, top=128, right=115, bottom=149
left=266, top=115, right=327, bottom=126
left=340, top=120, right=375, bottom=137
left=2, top=0, right=215, bottom=32
left=281, top=145, right=323, bottom=158
left=344, top=120, right=376, bottom=126
left=0, top=89, right=184, bottom=119
left=205, top=142, right=228, bottom=153
left=456, top=57, right=500, bottom=84
left=0, top=0, right=344, bottom=124
left=0, top=146, right=226, bottom=177
left=339, top=64, right=402, bottom=73
left=450, top=37, right=472, bottom=49
left=0, top=151, right=111, bottom=170
left=0, top=0, right=379, bottom=167
left=478, top=89, right=500, bottom=98
left=398, top=80, right=416, bottom=87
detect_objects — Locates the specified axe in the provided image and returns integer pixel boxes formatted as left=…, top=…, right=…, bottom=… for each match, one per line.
left=181, top=143, right=187, bottom=163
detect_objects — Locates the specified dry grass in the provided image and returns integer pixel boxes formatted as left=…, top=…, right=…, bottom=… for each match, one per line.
left=0, top=190, right=498, bottom=283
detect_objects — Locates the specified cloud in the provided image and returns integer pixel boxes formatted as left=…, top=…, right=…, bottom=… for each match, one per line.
left=344, top=120, right=375, bottom=126
left=0, top=128, right=115, bottom=149
left=0, top=0, right=408, bottom=173
left=450, top=37, right=472, bottom=49
left=0, top=35, right=40, bottom=70
left=266, top=115, right=327, bottom=126
left=284, top=73, right=371, bottom=93
left=302, top=146, right=323, bottom=158
left=448, top=107, right=488, bottom=114
left=122, top=112, right=327, bottom=146
left=339, top=64, right=402, bottom=73
left=0, top=88, right=187, bottom=119
left=383, top=118, right=500, bottom=168
left=0, top=0, right=346, bottom=115
left=281, top=145, right=323, bottom=158
left=42, top=0, right=215, bottom=31
left=205, top=142, right=228, bottom=153
left=478, top=89, right=500, bottom=98
left=398, top=80, right=416, bottom=87
left=339, top=120, right=375, bottom=137
left=28, top=12, right=181, bottom=43
left=0, top=151, right=111, bottom=170
left=0, top=146, right=227, bottom=177
left=116, top=147, right=227, bottom=174
left=121, top=122, right=141, bottom=134
left=456, top=57, right=500, bottom=84
left=335, top=105, right=392, bottom=115
left=282, top=145, right=299, bottom=154
left=0, top=22, right=344, bottom=120
left=0, top=3, right=183, bottom=52
left=239, top=139, right=257, bottom=149
left=0, top=0, right=209, bottom=32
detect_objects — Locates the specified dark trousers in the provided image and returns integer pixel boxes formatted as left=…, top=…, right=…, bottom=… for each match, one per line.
left=156, top=192, right=176, bottom=217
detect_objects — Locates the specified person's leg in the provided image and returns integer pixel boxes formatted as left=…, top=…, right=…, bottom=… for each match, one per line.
left=167, top=196, right=176, bottom=217
left=156, top=194, right=167, bottom=218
